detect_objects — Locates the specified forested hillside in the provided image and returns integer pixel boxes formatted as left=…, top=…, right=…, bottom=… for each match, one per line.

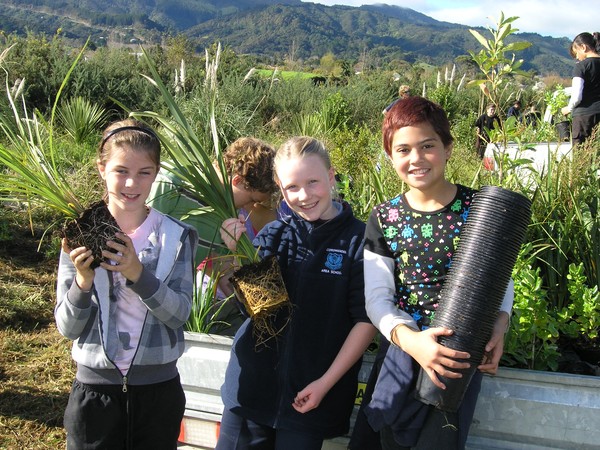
left=0, top=0, right=573, bottom=75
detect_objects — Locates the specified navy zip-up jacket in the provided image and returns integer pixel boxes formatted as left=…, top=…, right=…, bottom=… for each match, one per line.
left=221, top=202, right=369, bottom=438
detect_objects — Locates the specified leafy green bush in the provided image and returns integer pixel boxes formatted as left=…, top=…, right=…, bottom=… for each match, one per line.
left=558, top=263, right=600, bottom=343
left=503, top=244, right=561, bottom=371
left=290, top=92, right=350, bottom=138
left=3, top=32, right=72, bottom=114
left=328, top=125, right=402, bottom=221
left=339, top=71, right=392, bottom=130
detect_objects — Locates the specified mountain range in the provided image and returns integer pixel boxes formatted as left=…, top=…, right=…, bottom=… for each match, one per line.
left=0, top=0, right=574, bottom=76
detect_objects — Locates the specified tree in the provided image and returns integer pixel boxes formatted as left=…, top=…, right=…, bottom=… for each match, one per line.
left=468, top=12, right=532, bottom=180
left=468, top=12, right=532, bottom=116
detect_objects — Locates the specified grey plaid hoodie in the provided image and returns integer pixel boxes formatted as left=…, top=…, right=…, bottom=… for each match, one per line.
left=55, top=212, right=197, bottom=386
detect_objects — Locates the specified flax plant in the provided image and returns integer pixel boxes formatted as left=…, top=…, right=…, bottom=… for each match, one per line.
left=132, top=45, right=258, bottom=263
left=0, top=42, right=89, bottom=234
left=58, top=96, right=108, bottom=144
left=187, top=268, right=235, bottom=334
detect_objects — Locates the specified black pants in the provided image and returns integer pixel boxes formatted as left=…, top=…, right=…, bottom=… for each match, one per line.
left=572, top=113, right=600, bottom=146
left=349, top=340, right=481, bottom=450
left=215, top=408, right=324, bottom=450
left=64, top=375, right=185, bottom=450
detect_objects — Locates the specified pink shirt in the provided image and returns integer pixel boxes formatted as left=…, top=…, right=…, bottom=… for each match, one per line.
left=113, top=208, right=162, bottom=373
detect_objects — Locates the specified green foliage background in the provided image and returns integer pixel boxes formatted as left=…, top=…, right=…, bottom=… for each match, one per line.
left=0, top=21, right=598, bottom=373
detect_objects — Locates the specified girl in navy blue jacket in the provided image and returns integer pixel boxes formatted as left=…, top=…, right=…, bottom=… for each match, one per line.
left=216, top=136, right=376, bottom=450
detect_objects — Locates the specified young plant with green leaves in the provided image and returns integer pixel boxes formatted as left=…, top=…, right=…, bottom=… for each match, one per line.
left=502, top=243, right=561, bottom=371
left=469, top=13, right=532, bottom=114
left=187, top=267, right=236, bottom=334
left=58, top=96, right=108, bottom=144
left=544, top=86, right=569, bottom=119
left=468, top=13, right=532, bottom=179
left=558, top=263, right=600, bottom=344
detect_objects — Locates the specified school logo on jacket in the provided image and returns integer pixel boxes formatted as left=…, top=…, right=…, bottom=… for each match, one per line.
left=322, top=249, right=345, bottom=275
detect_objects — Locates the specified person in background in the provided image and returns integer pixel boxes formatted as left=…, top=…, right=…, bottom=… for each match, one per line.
left=216, top=136, right=376, bottom=450
left=352, top=97, right=513, bottom=450
left=147, top=137, right=278, bottom=334
left=524, top=102, right=541, bottom=128
left=474, top=103, right=501, bottom=159
left=561, top=32, right=600, bottom=146
left=147, top=137, right=277, bottom=265
left=55, top=119, right=198, bottom=449
left=506, top=100, right=522, bottom=121
left=383, top=85, right=411, bottom=115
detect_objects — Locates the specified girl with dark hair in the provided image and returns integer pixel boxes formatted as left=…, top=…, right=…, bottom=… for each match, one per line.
left=561, top=32, right=600, bottom=145
left=352, top=97, right=513, bottom=450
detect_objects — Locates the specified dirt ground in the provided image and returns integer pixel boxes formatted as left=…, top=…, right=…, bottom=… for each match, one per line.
left=0, top=222, right=73, bottom=449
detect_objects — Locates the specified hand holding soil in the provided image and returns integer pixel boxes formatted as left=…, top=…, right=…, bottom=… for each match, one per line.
left=62, top=238, right=95, bottom=291
left=100, top=232, right=143, bottom=283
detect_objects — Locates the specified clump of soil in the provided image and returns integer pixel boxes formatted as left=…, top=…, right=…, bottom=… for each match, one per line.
left=61, top=200, right=122, bottom=269
left=230, top=254, right=291, bottom=345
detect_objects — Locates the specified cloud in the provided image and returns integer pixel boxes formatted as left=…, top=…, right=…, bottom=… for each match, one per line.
left=302, top=0, right=596, bottom=38
left=427, top=1, right=587, bottom=39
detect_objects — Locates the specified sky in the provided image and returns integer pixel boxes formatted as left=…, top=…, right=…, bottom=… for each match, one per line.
left=301, top=0, right=596, bottom=39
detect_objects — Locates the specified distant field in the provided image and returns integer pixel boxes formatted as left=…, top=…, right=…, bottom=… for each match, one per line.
left=254, top=69, right=319, bottom=80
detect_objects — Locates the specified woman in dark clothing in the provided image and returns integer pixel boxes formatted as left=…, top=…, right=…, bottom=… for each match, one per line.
left=474, top=103, right=501, bottom=159
left=561, top=32, right=600, bottom=145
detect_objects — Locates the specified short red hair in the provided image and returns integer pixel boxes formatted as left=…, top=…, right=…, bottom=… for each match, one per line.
left=382, top=96, right=453, bottom=156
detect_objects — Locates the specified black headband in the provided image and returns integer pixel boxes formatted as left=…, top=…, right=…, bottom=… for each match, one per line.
left=100, top=126, right=159, bottom=149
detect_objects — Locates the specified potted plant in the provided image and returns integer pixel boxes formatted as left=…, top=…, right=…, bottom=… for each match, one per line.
left=544, top=85, right=571, bottom=141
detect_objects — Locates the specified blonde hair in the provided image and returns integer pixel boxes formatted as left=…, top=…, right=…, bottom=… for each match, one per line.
left=398, top=84, right=410, bottom=96
left=274, top=136, right=331, bottom=182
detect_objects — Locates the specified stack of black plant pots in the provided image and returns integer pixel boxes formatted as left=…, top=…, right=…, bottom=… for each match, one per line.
left=415, top=185, right=532, bottom=412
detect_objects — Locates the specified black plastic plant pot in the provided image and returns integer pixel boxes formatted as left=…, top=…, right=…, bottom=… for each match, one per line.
left=556, top=120, right=571, bottom=142
left=414, top=362, right=476, bottom=413
left=415, top=186, right=532, bottom=412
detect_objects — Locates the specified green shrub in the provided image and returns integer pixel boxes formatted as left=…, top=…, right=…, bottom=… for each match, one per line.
left=558, top=263, right=600, bottom=343
left=328, top=126, right=403, bottom=221
left=58, top=96, right=108, bottom=145
left=503, top=244, right=561, bottom=371
left=339, top=72, right=392, bottom=130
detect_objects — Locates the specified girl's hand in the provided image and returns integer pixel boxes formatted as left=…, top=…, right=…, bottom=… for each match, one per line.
left=478, top=312, right=510, bottom=375
left=220, top=215, right=246, bottom=252
left=100, top=233, right=143, bottom=283
left=292, top=378, right=329, bottom=414
left=62, top=238, right=95, bottom=291
left=395, top=325, right=471, bottom=390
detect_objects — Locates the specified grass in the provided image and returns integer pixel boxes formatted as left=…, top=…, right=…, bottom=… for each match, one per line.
left=254, top=68, right=318, bottom=80
left=0, top=208, right=73, bottom=449
left=0, top=326, right=73, bottom=449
